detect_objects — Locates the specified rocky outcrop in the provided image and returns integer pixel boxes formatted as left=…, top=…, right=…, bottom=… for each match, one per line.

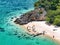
left=14, top=8, right=47, bottom=25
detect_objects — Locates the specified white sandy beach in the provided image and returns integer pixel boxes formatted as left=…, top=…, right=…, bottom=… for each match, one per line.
left=12, top=17, right=60, bottom=42
left=23, top=21, right=60, bottom=42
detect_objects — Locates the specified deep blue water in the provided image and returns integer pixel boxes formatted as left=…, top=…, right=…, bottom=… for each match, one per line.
left=0, top=0, right=60, bottom=45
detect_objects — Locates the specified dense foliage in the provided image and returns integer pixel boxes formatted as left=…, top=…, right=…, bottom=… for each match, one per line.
left=34, top=0, right=60, bottom=26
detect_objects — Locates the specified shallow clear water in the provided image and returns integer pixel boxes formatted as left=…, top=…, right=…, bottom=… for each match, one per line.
left=0, top=0, right=60, bottom=45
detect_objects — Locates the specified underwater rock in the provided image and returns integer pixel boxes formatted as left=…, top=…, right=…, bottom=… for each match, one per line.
left=36, top=42, right=40, bottom=44
left=13, top=30, right=18, bottom=35
left=11, top=17, right=14, bottom=19
left=17, top=35, right=21, bottom=38
left=24, top=7, right=28, bottom=10
left=0, top=27, right=5, bottom=32
left=7, top=32, right=13, bottom=36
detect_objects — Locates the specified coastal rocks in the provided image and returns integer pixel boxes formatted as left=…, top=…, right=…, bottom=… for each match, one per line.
left=14, top=8, right=47, bottom=25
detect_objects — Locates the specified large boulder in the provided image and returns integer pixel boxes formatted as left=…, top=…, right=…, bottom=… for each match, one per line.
left=14, top=8, right=46, bottom=25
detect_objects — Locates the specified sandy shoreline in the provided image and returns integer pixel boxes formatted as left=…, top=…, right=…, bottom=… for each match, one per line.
left=23, top=21, right=60, bottom=42
left=12, top=17, right=60, bottom=43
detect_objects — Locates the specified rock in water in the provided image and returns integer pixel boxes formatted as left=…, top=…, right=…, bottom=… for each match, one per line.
left=0, top=27, right=5, bottom=32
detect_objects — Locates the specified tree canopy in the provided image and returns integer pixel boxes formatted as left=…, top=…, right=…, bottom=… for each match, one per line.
left=34, top=0, right=60, bottom=26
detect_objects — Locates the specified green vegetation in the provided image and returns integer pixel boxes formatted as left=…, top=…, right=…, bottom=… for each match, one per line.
left=34, top=0, right=60, bottom=26
left=53, top=15, right=60, bottom=26
left=34, top=0, right=60, bottom=10
left=46, top=9, right=60, bottom=26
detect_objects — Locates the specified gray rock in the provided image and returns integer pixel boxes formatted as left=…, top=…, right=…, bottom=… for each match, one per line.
left=14, top=8, right=46, bottom=25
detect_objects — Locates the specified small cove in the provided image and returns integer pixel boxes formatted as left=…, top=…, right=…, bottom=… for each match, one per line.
left=0, top=0, right=60, bottom=45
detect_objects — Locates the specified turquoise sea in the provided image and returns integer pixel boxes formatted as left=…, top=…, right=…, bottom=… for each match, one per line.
left=0, top=0, right=60, bottom=45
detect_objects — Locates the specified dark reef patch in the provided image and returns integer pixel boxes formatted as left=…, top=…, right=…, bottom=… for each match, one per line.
left=0, top=27, right=5, bottom=32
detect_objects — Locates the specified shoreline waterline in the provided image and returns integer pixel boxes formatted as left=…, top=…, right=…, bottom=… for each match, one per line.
left=13, top=21, right=60, bottom=44
left=19, top=21, right=60, bottom=44
left=10, top=22, right=60, bottom=45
